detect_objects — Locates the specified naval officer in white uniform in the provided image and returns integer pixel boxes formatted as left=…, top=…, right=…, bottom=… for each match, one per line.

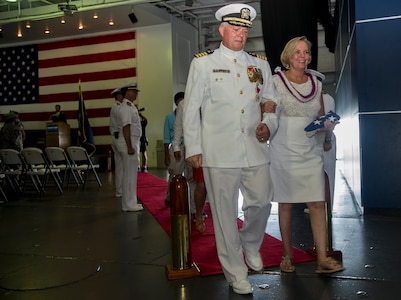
left=117, top=82, right=143, bottom=212
left=109, top=88, right=123, bottom=198
left=183, top=3, right=279, bottom=295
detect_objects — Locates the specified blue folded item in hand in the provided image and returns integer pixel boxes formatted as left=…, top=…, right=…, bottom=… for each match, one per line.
left=304, top=110, right=340, bottom=132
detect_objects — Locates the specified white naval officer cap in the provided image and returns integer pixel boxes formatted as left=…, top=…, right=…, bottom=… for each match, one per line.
left=120, top=81, right=140, bottom=92
left=111, top=88, right=121, bottom=95
left=215, top=3, right=256, bottom=28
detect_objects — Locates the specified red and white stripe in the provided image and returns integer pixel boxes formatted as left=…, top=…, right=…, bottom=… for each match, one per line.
left=2, top=31, right=137, bottom=146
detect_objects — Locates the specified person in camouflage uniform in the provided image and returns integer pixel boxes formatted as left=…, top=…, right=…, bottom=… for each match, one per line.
left=0, top=112, right=21, bottom=151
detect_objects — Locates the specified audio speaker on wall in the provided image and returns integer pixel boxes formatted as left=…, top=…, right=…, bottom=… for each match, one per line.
left=128, top=12, right=138, bottom=24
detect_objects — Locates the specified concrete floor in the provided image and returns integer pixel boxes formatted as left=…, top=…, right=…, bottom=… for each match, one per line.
left=1, top=161, right=401, bottom=300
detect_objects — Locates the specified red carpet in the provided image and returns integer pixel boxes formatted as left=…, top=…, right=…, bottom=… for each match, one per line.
left=137, top=172, right=315, bottom=276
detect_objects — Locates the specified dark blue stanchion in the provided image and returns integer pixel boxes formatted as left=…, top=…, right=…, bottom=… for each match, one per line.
left=166, top=174, right=200, bottom=280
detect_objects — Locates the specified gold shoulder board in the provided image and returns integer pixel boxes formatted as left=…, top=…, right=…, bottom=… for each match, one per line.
left=194, top=49, right=215, bottom=58
left=247, top=52, right=267, bottom=61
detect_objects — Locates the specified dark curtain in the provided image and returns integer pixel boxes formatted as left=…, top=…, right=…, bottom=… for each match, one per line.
left=317, top=0, right=337, bottom=52
left=260, top=0, right=335, bottom=72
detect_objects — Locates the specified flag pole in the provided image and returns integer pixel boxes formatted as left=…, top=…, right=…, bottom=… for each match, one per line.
left=77, top=80, right=96, bottom=156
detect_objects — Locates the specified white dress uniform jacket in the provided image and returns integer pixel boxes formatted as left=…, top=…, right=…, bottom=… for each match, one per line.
left=183, top=43, right=279, bottom=167
left=109, top=101, right=121, bottom=135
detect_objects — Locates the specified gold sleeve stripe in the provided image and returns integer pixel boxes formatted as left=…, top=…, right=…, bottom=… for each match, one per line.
left=247, top=52, right=267, bottom=61
left=194, top=49, right=215, bottom=58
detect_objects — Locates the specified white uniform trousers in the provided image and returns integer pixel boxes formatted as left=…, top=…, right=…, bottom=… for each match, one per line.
left=203, top=164, right=272, bottom=283
left=117, top=137, right=140, bottom=211
left=111, top=136, right=123, bottom=197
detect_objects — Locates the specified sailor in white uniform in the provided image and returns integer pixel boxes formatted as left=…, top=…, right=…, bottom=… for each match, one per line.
left=183, top=3, right=279, bottom=295
left=117, top=82, right=143, bottom=212
left=109, top=88, right=123, bottom=198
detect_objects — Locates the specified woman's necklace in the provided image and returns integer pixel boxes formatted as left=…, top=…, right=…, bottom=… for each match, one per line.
left=275, top=68, right=318, bottom=103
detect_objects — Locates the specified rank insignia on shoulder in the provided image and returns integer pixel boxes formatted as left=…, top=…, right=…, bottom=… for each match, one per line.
left=194, top=49, right=215, bottom=58
left=127, top=102, right=132, bottom=106
left=247, top=52, right=267, bottom=61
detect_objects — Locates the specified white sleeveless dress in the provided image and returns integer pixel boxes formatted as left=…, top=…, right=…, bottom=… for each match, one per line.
left=270, top=71, right=325, bottom=203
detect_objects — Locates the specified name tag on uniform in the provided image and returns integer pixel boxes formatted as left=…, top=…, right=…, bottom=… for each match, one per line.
left=213, top=69, right=230, bottom=73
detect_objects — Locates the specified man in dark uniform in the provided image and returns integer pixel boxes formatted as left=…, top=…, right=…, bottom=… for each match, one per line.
left=49, top=104, right=67, bottom=123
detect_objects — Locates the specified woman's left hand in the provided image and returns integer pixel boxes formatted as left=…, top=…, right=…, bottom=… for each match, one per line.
left=323, top=119, right=339, bottom=131
left=261, top=100, right=277, bottom=113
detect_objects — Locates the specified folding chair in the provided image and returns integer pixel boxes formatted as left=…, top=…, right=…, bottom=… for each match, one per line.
left=0, top=149, right=25, bottom=195
left=66, top=146, right=102, bottom=188
left=21, top=147, right=63, bottom=195
left=45, top=147, right=80, bottom=188
left=0, top=172, right=8, bottom=202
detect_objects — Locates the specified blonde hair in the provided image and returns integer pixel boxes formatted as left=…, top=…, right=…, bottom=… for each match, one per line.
left=280, top=36, right=312, bottom=69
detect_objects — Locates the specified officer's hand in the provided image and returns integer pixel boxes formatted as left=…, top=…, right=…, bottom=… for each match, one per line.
left=256, top=123, right=270, bottom=142
left=128, top=147, right=136, bottom=155
left=187, top=154, right=202, bottom=169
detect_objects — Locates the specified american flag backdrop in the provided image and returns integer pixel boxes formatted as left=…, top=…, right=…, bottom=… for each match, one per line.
left=0, top=31, right=137, bottom=147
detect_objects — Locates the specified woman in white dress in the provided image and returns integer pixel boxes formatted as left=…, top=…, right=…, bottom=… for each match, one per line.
left=264, top=36, right=343, bottom=274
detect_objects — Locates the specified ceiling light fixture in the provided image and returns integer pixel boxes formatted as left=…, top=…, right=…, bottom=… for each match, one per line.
left=26, top=22, right=31, bottom=29
left=7, top=0, right=18, bottom=2
left=109, top=20, right=114, bottom=26
left=78, top=24, right=84, bottom=30
left=44, top=29, right=50, bottom=34
left=17, top=32, right=22, bottom=38
left=93, top=13, right=99, bottom=19
left=61, top=18, right=66, bottom=24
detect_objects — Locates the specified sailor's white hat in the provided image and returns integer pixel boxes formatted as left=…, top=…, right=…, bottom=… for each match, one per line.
left=215, top=3, right=256, bottom=28
left=111, top=88, right=121, bottom=95
left=120, top=82, right=139, bottom=92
